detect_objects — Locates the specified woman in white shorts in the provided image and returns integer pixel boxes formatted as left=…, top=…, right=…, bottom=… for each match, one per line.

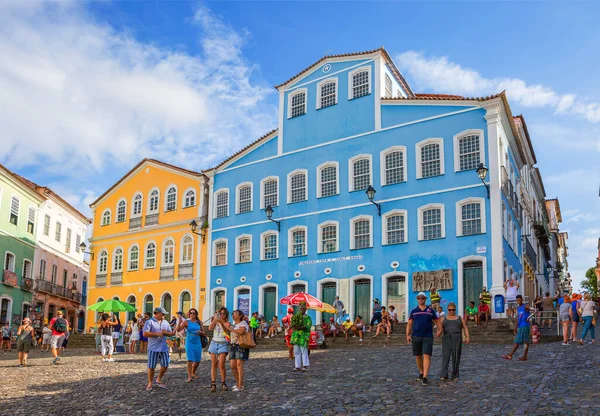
left=208, top=307, right=230, bottom=392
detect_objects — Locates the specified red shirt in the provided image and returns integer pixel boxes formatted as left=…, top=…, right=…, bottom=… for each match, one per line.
left=49, top=317, right=69, bottom=337
left=478, top=304, right=490, bottom=314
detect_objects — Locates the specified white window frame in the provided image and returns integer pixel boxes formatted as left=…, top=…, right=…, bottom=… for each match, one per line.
left=348, top=154, right=373, bottom=192
left=416, top=138, right=445, bottom=179
left=384, top=73, right=393, bottom=98
left=43, top=214, right=51, bottom=235
left=260, top=176, right=279, bottom=210
left=214, top=189, right=229, bottom=219
left=213, top=238, right=228, bottom=267
left=65, top=228, right=72, bottom=253
left=513, top=223, right=518, bottom=253
left=9, top=195, right=20, bottom=226
left=4, top=251, right=15, bottom=272
left=101, top=210, right=111, bottom=226
left=27, top=206, right=36, bottom=234
left=235, top=182, right=253, bottom=215
left=180, top=234, right=194, bottom=264
left=380, top=146, right=407, bottom=186
left=417, top=203, right=446, bottom=241
left=22, top=259, right=32, bottom=279
left=348, top=66, right=372, bottom=100
left=128, top=244, right=140, bottom=271
left=316, top=161, right=340, bottom=198
left=508, top=216, right=513, bottom=249
left=164, top=185, right=178, bottom=212
left=456, top=197, right=486, bottom=237
left=287, top=169, right=308, bottom=204
left=113, top=246, right=124, bottom=272
left=288, top=225, right=308, bottom=257
left=162, top=238, right=175, bottom=266
left=116, top=198, right=127, bottom=223
left=382, top=209, right=408, bottom=245
left=453, top=129, right=485, bottom=172
left=350, top=215, right=373, bottom=250
left=148, top=188, right=160, bottom=214
left=55, top=222, right=62, bottom=242
left=131, top=192, right=143, bottom=218
left=183, top=187, right=196, bottom=208
left=502, top=202, right=507, bottom=240
left=318, top=220, right=340, bottom=254
left=316, top=77, right=338, bottom=109
left=287, top=88, right=308, bottom=119
left=145, top=241, right=157, bottom=269
left=98, top=249, right=108, bottom=274
left=235, top=234, right=253, bottom=264
left=260, top=231, right=279, bottom=261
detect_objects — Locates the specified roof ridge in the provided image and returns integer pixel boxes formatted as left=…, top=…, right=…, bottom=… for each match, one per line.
left=206, top=128, right=279, bottom=172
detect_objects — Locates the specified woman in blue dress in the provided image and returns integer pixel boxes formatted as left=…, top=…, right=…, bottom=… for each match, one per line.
left=175, top=308, right=205, bottom=382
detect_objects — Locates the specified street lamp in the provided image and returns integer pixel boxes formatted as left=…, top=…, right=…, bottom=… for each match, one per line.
left=79, top=242, right=94, bottom=260
left=264, top=205, right=281, bottom=231
left=189, top=220, right=207, bottom=243
left=475, top=163, right=490, bottom=199
left=365, top=185, right=381, bottom=216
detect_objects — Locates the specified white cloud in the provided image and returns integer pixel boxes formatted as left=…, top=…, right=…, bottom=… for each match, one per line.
left=396, top=51, right=600, bottom=123
left=0, top=2, right=277, bottom=173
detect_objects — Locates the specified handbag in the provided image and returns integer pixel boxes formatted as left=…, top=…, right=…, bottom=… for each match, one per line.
left=200, top=333, right=209, bottom=349
left=237, top=330, right=256, bottom=349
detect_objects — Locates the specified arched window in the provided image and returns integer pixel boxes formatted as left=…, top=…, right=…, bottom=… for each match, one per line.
left=163, top=239, right=174, bottom=265
left=98, top=250, right=108, bottom=273
left=288, top=226, right=307, bottom=257
left=4, top=252, right=15, bottom=272
left=236, top=235, right=252, bottom=263
left=132, top=193, right=143, bottom=217
left=350, top=215, right=373, bottom=249
left=165, top=186, right=177, bottom=211
left=181, top=236, right=193, bottom=263
left=184, top=189, right=196, bottom=208
left=287, top=170, right=307, bottom=204
left=128, top=245, right=139, bottom=271
left=261, top=231, right=278, bottom=260
left=416, top=138, right=444, bottom=179
left=288, top=89, right=307, bottom=118
left=180, top=292, right=191, bottom=313
left=418, top=204, right=446, bottom=241
left=127, top=295, right=136, bottom=322
left=145, top=243, right=156, bottom=268
left=22, top=259, right=32, bottom=279
left=162, top=293, right=172, bottom=321
left=261, top=177, right=279, bottom=209
left=27, top=207, right=36, bottom=234
left=213, top=239, right=227, bottom=266
left=349, top=155, right=372, bottom=191
left=382, top=210, right=408, bottom=245
left=144, top=295, right=154, bottom=314
left=317, top=78, right=337, bottom=109
left=101, top=210, right=111, bottom=226
left=113, top=248, right=123, bottom=272
left=237, top=183, right=252, bottom=214
left=456, top=198, right=486, bottom=237
left=318, top=221, right=339, bottom=253
left=349, top=67, right=370, bottom=99
left=317, top=162, right=339, bottom=198
left=215, top=189, right=229, bottom=218
left=9, top=196, right=20, bottom=225
left=116, top=199, right=126, bottom=223
left=381, top=146, right=407, bottom=186
left=148, top=189, right=159, bottom=214
left=453, top=130, right=484, bottom=172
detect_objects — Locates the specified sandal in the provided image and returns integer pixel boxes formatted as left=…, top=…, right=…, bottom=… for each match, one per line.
left=221, top=382, right=229, bottom=391
left=501, top=355, right=512, bottom=360
left=210, top=383, right=217, bottom=393
left=146, top=386, right=153, bottom=391
left=154, top=381, right=167, bottom=389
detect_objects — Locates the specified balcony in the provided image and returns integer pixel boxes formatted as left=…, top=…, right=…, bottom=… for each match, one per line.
left=178, top=263, right=194, bottom=279
left=160, top=266, right=174, bottom=280
left=129, top=217, right=142, bottom=230
left=2, top=270, right=18, bottom=287
left=96, top=274, right=107, bottom=287
left=21, top=276, right=33, bottom=291
left=523, top=238, right=537, bottom=268
left=145, top=213, right=159, bottom=227
left=36, top=278, right=54, bottom=293
left=110, top=272, right=123, bottom=286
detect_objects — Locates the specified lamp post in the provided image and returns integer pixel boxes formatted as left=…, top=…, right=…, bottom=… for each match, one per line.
left=78, top=242, right=94, bottom=260
left=365, top=185, right=381, bottom=216
left=475, top=163, right=490, bottom=199
left=265, top=205, right=281, bottom=231
left=189, top=220, right=207, bottom=243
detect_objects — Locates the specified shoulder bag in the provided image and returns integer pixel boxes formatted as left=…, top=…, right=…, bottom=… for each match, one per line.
left=237, top=327, right=256, bottom=349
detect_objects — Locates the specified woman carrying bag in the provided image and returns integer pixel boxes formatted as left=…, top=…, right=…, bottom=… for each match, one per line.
left=175, top=308, right=206, bottom=383
left=17, top=318, right=35, bottom=367
left=219, top=309, right=252, bottom=392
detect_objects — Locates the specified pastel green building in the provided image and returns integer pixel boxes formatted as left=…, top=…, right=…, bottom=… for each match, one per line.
left=0, top=164, right=44, bottom=325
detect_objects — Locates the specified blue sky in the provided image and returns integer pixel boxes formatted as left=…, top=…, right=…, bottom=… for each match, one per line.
left=1, top=1, right=598, bottom=289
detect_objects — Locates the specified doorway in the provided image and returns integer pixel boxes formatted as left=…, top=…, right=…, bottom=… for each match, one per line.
left=354, top=279, right=371, bottom=320
left=291, top=284, right=306, bottom=314
left=263, top=287, right=276, bottom=322
left=463, top=261, right=483, bottom=308
left=321, top=282, right=336, bottom=323
left=237, top=289, right=250, bottom=317
left=386, top=275, right=407, bottom=322
left=214, top=290, right=225, bottom=313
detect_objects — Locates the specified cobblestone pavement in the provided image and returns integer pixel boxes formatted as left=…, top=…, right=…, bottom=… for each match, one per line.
left=1, top=341, right=599, bottom=415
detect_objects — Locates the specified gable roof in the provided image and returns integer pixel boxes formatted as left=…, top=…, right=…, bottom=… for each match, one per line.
left=545, top=198, right=562, bottom=223
left=275, top=47, right=414, bottom=97
left=513, top=115, right=537, bottom=165
left=205, top=129, right=279, bottom=173
left=90, top=159, right=206, bottom=208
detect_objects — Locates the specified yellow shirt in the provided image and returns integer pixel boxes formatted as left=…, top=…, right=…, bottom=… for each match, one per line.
left=342, top=321, right=353, bottom=330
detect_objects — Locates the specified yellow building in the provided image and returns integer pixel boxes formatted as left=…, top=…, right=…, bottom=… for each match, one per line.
left=87, top=159, right=209, bottom=327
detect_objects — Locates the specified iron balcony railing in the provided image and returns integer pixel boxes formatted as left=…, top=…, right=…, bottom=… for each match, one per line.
left=524, top=238, right=537, bottom=268
left=145, top=213, right=159, bottom=227
left=129, top=217, right=142, bottom=230
left=160, top=266, right=174, bottom=280
left=21, top=276, right=33, bottom=291
left=34, top=279, right=82, bottom=303
left=110, top=272, right=123, bottom=285
left=178, top=263, right=194, bottom=279
left=35, top=278, right=54, bottom=293
left=96, top=274, right=107, bottom=287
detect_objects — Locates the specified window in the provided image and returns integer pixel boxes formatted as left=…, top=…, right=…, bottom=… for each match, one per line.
left=261, top=178, right=278, bottom=209
left=145, top=242, right=156, bottom=268
left=116, top=200, right=126, bottom=223
left=163, top=239, right=174, bottom=265
left=43, top=215, right=50, bottom=236
left=453, top=130, right=484, bottom=172
left=237, top=183, right=252, bottom=214
left=215, top=190, right=229, bottom=219
left=39, top=259, right=46, bottom=279
left=381, top=146, right=406, bottom=186
left=4, top=252, right=15, bottom=272
left=148, top=189, right=159, bottom=213
left=416, top=138, right=444, bottom=179
left=349, top=155, right=372, bottom=191
left=351, top=216, right=372, bottom=249
left=261, top=232, right=278, bottom=260
left=98, top=250, right=108, bottom=273
left=55, top=222, right=62, bottom=242
left=101, top=210, right=111, bottom=226
left=144, top=295, right=154, bottom=314
left=27, top=207, right=36, bottom=234
left=288, top=89, right=307, bottom=118
left=236, top=235, right=252, bottom=263
left=132, top=193, right=142, bottom=217
left=129, top=245, right=139, bottom=271
left=508, top=216, right=513, bottom=249
left=384, top=74, right=393, bottom=98
left=9, top=196, right=19, bottom=225
left=184, top=189, right=196, bottom=208
left=75, top=235, right=81, bottom=253
left=23, top=260, right=31, bottom=278
left=383, top=210, right=407, bottom=245
left=317, top=79, right=337, bottom=109
left=113, top=248, right=123, bottom=272
left=289, top=226, right=307, bottom=257
left=513, top=223, right=518, bottom=252
left=65, top=229, right=72, bottom=253
left=51, top=265, right=58, bottom=284
left=457, top=199, right=483, bottom=236
left=181, top=236, right=193, bottom=263
left=165, top=187, right=177, bottom=211
left=180, top=292, right=192, bottom=313
left=502, top=202, right=507, bottom=240
left=317, top=162, right=339, bottom=198
left=287, top=170, right=307, bottom=204
left=349, top=67, right=370, bottom=99
left=214, top=240, right=227, bottom=266
left=418, top=204, right=445, bottom=241
left=318, top=221, right=339, bottom=253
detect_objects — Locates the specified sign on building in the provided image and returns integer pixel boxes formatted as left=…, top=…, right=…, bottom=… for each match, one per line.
left=412, top=269, right=453, bottom=292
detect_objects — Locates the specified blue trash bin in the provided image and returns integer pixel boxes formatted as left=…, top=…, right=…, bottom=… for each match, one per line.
left=494, top=295, right=505, bottom=314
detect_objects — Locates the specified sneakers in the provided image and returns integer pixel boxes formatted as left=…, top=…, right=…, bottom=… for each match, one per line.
left=52, top=357, right=59, bottom=365
left=359, top=339, right=363, bottom=342
left=232, top=386, right=244, bottom=392
left=107, top=358, right=115, bottom=362
left=102, top=358, right=107, bottom=362
left=562, top=342, right=570, bottom=346
left=422, top=377, right=428, bottom=386
left=416, top=374, right=423, bottom=382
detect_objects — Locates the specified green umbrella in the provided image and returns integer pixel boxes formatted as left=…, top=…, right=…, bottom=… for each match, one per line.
left=87, top=299, right=137, bottom=313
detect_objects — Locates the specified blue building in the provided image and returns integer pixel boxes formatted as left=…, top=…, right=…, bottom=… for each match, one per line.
left=204, top=48, right=527, bottom=323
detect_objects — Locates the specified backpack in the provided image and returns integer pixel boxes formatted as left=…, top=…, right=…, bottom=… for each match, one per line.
left=54, top=318, right=68, bottom=333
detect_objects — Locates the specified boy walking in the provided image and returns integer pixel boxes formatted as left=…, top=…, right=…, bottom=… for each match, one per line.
left=502, top=295, right=532, bottom=361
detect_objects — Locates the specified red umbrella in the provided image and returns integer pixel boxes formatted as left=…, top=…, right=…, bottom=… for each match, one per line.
left=279, top=292, right=323, bottom=308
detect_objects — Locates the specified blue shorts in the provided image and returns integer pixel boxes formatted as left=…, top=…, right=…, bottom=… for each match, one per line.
left=208, top=340, right=229, bottom=355
left=514, top=326, right=531, bottom=345
left=229, top=344, right=249, bottom=361
left=147, top=351, right=170, bottom=369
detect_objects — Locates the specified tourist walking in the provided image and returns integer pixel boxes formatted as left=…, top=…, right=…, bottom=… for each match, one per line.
left=502, top=295, right=531, bottom=361
left=208, top=307, right=230, bottom=392
left=570, top=293, right=582, bottom=343
left=559, top=295, right=572, bottom=345
left=174, top=311, right=186, bottom=358
left=175, top=308, right=205, bottom=383
left=537, top=292, right=558, bottom=330
left=439, top=302, right=470, bottom=381
left=143, top=307, right=174, bottom=391
left=291, top=301, right=311, bottom=372
left=333, top=296, right=345, bottom=323
left=41, top=324, right=52, bottom=352
left=406, top=292, right=440, bottom=386
left=504, top=277, right=520, bottom=318
left=48, top=311, right=69, bottom=365
left=16, top=318, right=35, bottom=366
left=2, top=322, right=11, bottom=352
left=224, top=309, right=250, bottom=392
left=139, top=312, right=150, bottom=354
left=577, top=292, right=596, bottom=345
left=129, top=318, right=140, bottom=353
left=98, top=313, right=118, bottom=362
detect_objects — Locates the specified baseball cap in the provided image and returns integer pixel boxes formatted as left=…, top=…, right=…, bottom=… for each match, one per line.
left=176, top=311, right=183, bottom=316
left=345, top=317, right=350, bottom=321
left=329, top=317, right=335, bottom=322
left=154, top=306, right=168, bottom=314
left=373, top=298, right=380, bottom=303
left=287, top=307, right=294, bottom=314
left=417, top=292, right=427, bottom=298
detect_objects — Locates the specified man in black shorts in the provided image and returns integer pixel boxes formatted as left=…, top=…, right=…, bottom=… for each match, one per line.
left=406, top=291, right=441, bottom=386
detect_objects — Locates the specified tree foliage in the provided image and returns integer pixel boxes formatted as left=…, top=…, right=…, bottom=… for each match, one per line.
left=580, top=267, right=598, bottom=298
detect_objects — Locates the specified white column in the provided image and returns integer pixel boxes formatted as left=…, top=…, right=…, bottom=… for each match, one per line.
left=200, top=178, right=214, bottom=322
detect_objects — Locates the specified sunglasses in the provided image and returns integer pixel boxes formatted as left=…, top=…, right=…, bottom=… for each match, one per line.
left=417, top=297, right=426, bottom=300
left=189, top=312, right=197, bottom=315
left=448, top=309, right=456, bottom=311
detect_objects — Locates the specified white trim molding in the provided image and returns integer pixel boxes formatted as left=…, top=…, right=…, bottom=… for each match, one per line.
left=455, top=197, right=487, bottom=237
left=453, top=129, right=485, bottom=172
left=260, top=230, right=279, bottom=261
left=235, top=234, right=253, bottom=264
left=288, top=225, right=308, bottom=258
left=317, top=220, right=340, bottom=254
left=417, top=203, right=446, bottom=241
left=260, top=176, right=280, bottom=210
left=349, top=214, right=373, bottom=250
left=382, top=209, right=408, bottom=245
left=287, top=279, right=309, bottom=295
left=164, top=184, right=178, bottom=212
left=212, top=238, right=228, bottom=267
left=287, top=88, right=308, bottom=119
left=213, top=188, right=229, bottom=219
left=316, top=277, right=339, bottom=323
left=210, top=287, right=227, bottom=316
left=348, top=154, right=373, bottom=192
left=316, top=77, right=339, bottom=109
left=233, top=285, right=252, bottom=314
left=380, top=145, right=407, bottom=186
left=316, top=161, right=340, bottom=198
left=286, top=169, right=308, bottom=204
left=457, top=255, right=487, bottom=316
left=182, top=187, right=197, bottom=209
left=381, top=271, right=409, bottom=322
left=235, top=182, right=253, bottom=215
left=131, top=192, right=143, bottom=218
left=349, top=274, right=373, bottom=320
left=416, top=138, right=445, bottom=179
left=147, top=187, right=160, bottom=214
left=258, top=283, right=279, bottom=318
left=348, top=65, right=372, bottom=100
